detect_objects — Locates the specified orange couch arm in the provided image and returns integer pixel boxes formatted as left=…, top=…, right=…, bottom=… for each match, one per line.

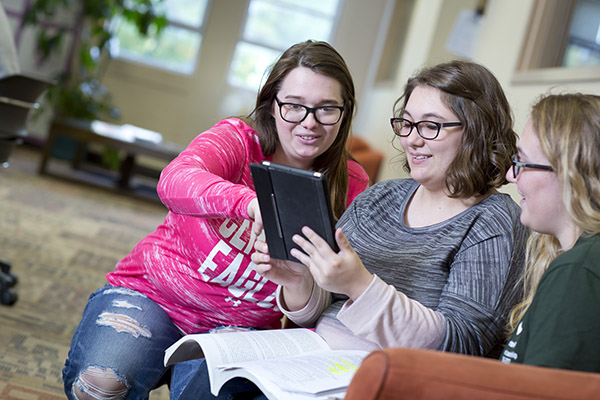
left=344, top=348, right=600, bottom=400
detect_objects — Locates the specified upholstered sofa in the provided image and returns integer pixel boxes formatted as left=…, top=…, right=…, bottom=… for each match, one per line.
left=347, top=136, right=384, bottom=183
left=344, top=348, right=600, bottom=400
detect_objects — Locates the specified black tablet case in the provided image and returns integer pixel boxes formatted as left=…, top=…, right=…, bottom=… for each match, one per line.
left=250, top=161, right=338, bottom=261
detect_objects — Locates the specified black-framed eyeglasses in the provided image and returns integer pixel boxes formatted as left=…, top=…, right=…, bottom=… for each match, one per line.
left=390, top=117, right=462, bottom=140
left=275, top=97, right=344, bottom=126
left=510, top=154, right=553, bottom=179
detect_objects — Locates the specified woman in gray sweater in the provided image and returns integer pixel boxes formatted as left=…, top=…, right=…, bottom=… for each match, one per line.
left=254, top=60, right=528, bottom=358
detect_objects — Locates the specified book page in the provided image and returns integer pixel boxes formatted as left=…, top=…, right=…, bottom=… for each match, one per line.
left=218, top=349, right=368, bottom=400
left=164, top=328, right=331, bottom=394
left=217, top=367, right=346, bottom=400
left=164, top=328, right=329, bottom=366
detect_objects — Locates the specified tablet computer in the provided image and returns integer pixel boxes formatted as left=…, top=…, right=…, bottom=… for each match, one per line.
left=250, top=161, right=338, bottom=261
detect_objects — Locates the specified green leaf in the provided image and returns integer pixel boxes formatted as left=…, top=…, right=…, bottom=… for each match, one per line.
left=26, top=0, right=165, bottom=120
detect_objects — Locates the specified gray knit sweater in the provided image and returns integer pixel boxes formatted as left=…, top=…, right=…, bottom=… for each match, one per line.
left=281, top=179, right=528, bottom=358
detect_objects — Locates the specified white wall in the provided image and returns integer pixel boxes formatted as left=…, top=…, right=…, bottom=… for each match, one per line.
left=353, top=0, right=446, bottom=182
left=7, top=0, right=600, bottom=184
left=101, top=0, right=389, bottom=148
left=354, top=0, right=600, bottom=190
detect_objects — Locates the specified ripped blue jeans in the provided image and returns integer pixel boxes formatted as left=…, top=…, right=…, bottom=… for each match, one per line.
left=63, top=285, right=182, bottom=399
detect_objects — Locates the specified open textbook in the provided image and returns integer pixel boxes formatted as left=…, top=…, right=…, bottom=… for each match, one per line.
left=164, top=328, right=368, bottom=400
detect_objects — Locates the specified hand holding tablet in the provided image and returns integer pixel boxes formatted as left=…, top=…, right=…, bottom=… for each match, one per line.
left=250, top=161, right=338, bottom=261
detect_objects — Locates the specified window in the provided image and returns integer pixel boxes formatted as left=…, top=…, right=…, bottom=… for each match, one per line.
left=110, top=0, right=211, bottom=75
left=228, top=0, right=342, bottom=91
left=518, top=0, right=600, bottom=71
left=374, top=0, right=415, bottom=84
left=562, top=0, right=600, bottom=67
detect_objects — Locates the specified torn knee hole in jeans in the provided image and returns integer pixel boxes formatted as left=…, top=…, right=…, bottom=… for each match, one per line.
left=96, top=312, right=152, bottom=338
left=74, top=366, right=128, bottom=400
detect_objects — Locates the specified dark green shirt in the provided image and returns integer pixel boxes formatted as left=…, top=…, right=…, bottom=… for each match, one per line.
left=500, top=234, right=600, bottom=372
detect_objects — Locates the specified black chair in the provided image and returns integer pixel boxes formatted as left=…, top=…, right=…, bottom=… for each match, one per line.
left=0, top=73, right=52, bottom=305
left=0, top=74, right=52, bottom=166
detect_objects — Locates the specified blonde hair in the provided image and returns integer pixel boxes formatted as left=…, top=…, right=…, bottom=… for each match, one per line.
left=507, top=93, right=600, bottom=333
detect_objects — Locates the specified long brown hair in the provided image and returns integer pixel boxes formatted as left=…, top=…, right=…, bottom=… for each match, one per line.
left=248, top=40, right=357, bottom=221
left=393, top=60, right=516, bottom=198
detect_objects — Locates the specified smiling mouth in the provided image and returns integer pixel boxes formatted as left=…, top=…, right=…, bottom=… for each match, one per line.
left=299, top=135, right=318, bottom=141
left=412, top=155, right=431, bottom=160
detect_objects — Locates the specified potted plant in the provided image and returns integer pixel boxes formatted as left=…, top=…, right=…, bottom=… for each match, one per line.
left=23, top=0, right=166, bottom=168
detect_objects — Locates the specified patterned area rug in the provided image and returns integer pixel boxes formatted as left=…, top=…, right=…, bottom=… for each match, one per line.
left=0, top=146, right=169, bottom=399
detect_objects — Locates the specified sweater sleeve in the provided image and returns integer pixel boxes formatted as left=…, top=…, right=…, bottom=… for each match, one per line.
left=327, top=181, right=527, bottom=356
left=335, top=228, right=520, bottom=355
left=436, top=218, right=527, bottom=356
left=276, top=281, right=332, bottom=327
left=157, top=119, right=261, bottom=219
left=277, top=161, right=368, bottom=326
left=337, top=275, right=446, bottom=349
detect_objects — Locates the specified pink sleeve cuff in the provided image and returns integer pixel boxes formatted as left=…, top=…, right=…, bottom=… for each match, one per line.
left=277, top=281, right=331, bottom=327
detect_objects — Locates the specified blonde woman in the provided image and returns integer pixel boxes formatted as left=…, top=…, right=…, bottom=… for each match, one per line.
left=501, top=93, right=600, bottom=372
left=343, top=93, right=600, bottom=398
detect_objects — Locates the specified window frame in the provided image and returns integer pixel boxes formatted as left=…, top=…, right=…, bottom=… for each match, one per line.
left=110, top=0, right=213, bottom=76
left=227, top=0, right=345, bottom=91
left=513, top=0, right=600, bottom=84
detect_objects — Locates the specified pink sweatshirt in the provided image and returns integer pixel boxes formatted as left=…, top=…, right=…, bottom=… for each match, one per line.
left=107, top=118, right=369, bottom=334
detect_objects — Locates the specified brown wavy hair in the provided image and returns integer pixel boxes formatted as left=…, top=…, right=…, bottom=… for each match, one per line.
left=393, top=60, right=517, bottom=198
left=247, top=40, right=357, bottom=221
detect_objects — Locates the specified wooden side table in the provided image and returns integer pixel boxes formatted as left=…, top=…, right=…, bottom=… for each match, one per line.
left=38, top=117, right=184, bottom=194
